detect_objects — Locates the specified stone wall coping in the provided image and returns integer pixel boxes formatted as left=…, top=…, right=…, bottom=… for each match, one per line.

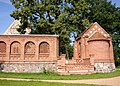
left=0, top=34, right=59, bottom=37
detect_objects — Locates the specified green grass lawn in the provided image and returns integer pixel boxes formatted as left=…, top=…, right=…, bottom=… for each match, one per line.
left=0, top=67, right=119, bottom=80
left=0, top=80, right=99, bottom=86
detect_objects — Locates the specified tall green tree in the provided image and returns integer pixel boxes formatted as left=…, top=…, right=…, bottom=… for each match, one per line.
left=10, top=0, right=91, bottom=58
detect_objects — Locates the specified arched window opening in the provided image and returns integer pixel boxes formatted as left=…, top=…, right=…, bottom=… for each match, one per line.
left=0, top=41, right=6, bottom=53
left=10, top=42, right=21, bottom=54
left=25, top=41, right=35, bottom=54
left=39, top=42, right=49, bottom=54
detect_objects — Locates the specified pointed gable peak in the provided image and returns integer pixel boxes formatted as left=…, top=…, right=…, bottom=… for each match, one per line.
left=81, top=22, right=110, bottom=38
left=4, top=20, right=20, bottom=35
left=89, top=32, right=106, bottom=40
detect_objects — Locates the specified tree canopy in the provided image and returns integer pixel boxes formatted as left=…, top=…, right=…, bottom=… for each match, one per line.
left=10, top=0, right=120, bottom=65
left=10, top=0, right=91, bottom=58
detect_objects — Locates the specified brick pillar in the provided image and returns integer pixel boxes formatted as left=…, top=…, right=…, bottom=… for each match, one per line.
left=21, top=42, right=25, bottom=61
left=55, top=38, right=59, bottom=61
left=35, top=42, right=39, bottom=61
left=56, top=38, right=59, bottom=60
left=85, top=38, right=89, bottom=58
left=109, top=40, right=114, bottom=62
left=6, top=42, right=10, bottom=61
left=73, top=41, right=78, bottom=59
left=81, top=38, right=85, bottom=59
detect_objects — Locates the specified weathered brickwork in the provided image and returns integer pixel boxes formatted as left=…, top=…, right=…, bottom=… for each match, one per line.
left=73, top=22, right=115, bottom=73
left=0, top=35, right=59, bottom=73
left=0, top=35, right=59, bottom=62
left=0, top=22, right=115, bottom=74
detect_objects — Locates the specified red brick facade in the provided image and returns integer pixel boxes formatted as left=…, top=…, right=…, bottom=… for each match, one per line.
left=0, top=35, right=59, bottom=63
left=0, top=22, right=115, bottom=74
left=72, top=22, right=115, bottom=73
left=73, top=22, right=114, bottom=62
left=57, top=22, right=115, bottom=74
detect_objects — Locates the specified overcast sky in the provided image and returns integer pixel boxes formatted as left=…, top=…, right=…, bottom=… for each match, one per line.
left=0, top=0, right=120, bottom=34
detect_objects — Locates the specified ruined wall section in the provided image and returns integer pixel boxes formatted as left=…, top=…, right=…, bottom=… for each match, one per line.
left=0, top=35, right=59, bottom=72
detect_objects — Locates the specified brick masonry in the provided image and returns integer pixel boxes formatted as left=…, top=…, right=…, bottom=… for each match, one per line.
left=0, top=35, right=59, bottom=73
left=0, top=22, right=116, bottom=74
left=73, top=22, right=115, bottom=73
left=0, top=35, right=59, bottom=62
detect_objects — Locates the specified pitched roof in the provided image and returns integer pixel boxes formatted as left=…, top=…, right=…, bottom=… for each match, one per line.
left=4, top=20, right=20, bottom=35
left=76, top=22, right=110, bottom=40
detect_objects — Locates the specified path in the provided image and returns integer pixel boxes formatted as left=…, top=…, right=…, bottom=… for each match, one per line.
left=0, top=76, right=120, bottom=86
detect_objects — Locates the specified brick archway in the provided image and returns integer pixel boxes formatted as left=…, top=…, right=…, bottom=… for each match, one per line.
left=39, top=42, right=49, bottom=59
left=39, top=42, right=49, bottom=54
left=0, top=41, right=6, bottom=60
left=10, top=41, right=21, bottom=54
left=24, top=41, right=35, bottom=60
left=0, top=41, right=6, bottom=54
left=25, top=41, right=35, bottom=54
left=10, top=41, right=21, bottom=60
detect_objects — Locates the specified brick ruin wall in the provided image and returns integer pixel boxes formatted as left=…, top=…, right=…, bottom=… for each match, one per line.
left=0, top=34, right=116, bottom=73
left=0, top=35, right=59, bottom=73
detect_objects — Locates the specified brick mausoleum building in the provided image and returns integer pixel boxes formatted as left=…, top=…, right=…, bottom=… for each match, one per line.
left=0, top=20, right=115, bottom=74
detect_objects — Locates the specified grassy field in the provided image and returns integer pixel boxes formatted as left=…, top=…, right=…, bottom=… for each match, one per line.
left=0, top=80, right=99, bottom=86
left=0, top=67, right=119, bottom=80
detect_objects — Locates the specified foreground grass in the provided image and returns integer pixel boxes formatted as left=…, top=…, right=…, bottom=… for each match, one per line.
left=0, top=67, right=119, bottom=80
left=0, top=80, right=99, bottom=86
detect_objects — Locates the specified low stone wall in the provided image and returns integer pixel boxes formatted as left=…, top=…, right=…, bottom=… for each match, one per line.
left=0, top=63, right=57, bottom=73
left=94, top=62, right=115, bottom=73
left=0, top=62, right=116, bottom=74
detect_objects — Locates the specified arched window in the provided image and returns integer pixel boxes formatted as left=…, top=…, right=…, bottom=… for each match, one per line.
left=0, top=41, right=6, bottom=53
left=25, top=41, right=35, bottom=54
left=10, top=41, right=21, bottom=54
left=39, top=42, right=49, bottom=54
